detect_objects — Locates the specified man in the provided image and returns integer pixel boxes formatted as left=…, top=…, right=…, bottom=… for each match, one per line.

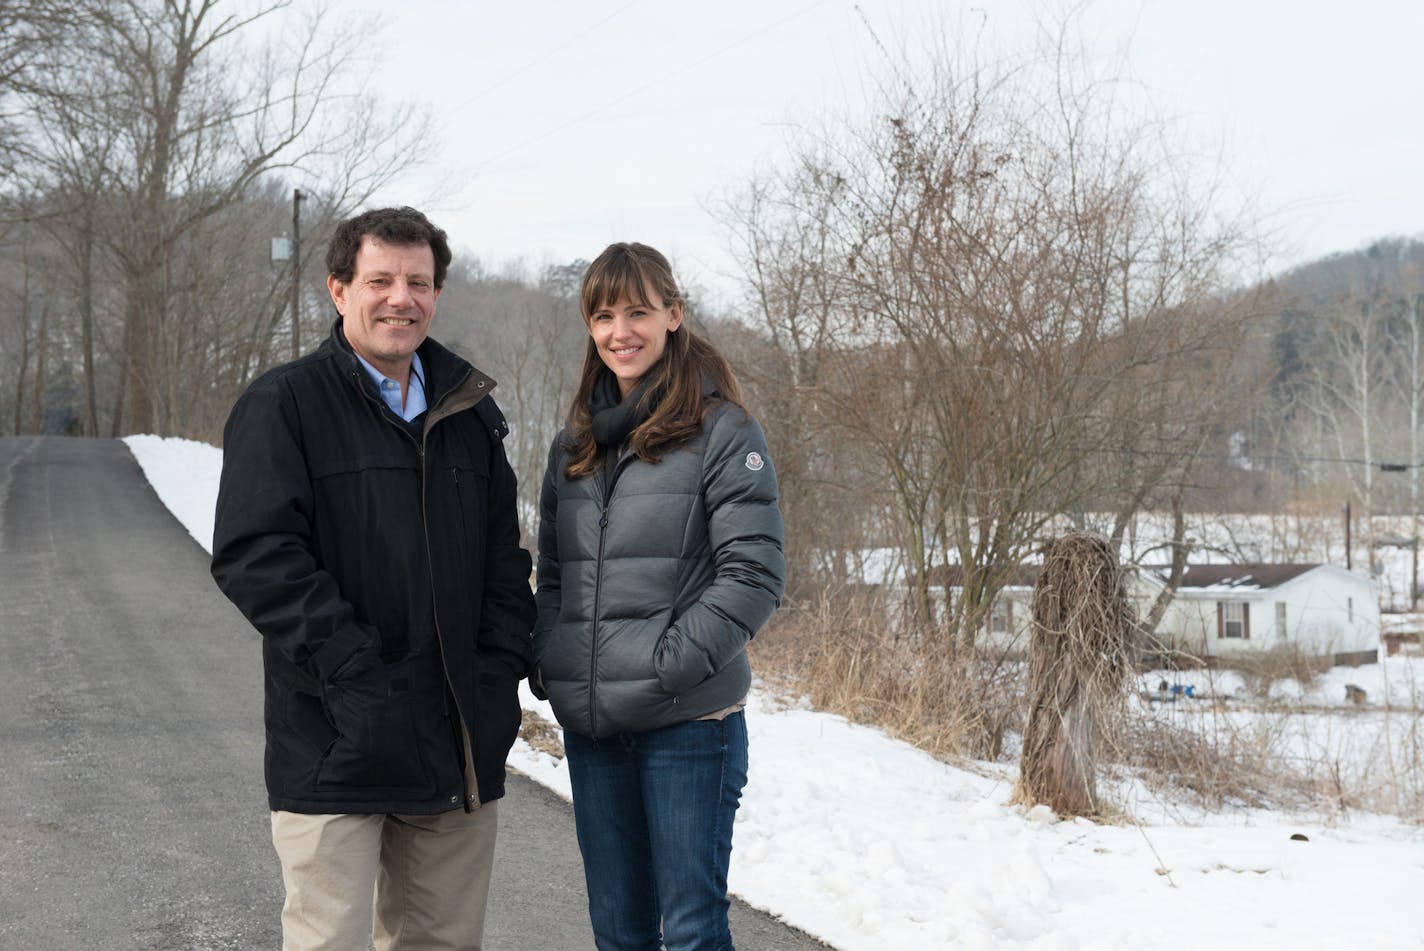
left=211, top=206, right=535, bottom=950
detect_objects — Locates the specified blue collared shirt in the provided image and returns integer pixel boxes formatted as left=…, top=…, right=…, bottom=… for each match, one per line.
left=354, top=351, right=427, bottom=422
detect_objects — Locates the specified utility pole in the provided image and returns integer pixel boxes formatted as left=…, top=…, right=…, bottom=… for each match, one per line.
left=1412, top=535, right=1419, bottom=611
left=1343, top=499, right=1352, bottom=571
left=291, top=188, right=303, bottom=360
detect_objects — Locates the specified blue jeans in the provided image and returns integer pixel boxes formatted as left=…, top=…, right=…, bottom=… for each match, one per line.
left=563, top=713, right=749, bottom=951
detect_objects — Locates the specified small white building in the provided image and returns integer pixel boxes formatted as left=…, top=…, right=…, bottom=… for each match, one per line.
left=963, top=562, right=1381, bottom=665
left=1140, top=563, right=1380, bottom=666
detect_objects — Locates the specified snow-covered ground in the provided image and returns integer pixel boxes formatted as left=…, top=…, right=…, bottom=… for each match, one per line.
left=125, top=434, right=1424, bottom=950
left=1135, top=660, right=1424, bottom=818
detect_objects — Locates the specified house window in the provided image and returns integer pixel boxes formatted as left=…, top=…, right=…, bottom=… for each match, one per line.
left=1218, top=601, right=1249, bottom=639
left=988, top=597, right=1013, bottom=637
left=1275, top=602, right=1287, bottom=640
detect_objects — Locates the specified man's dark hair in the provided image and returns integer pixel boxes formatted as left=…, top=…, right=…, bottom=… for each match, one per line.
left=326, top=206, right=453, bottom=288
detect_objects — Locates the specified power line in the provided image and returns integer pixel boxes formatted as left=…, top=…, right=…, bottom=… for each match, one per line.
left=1095, top=445, right=1424, bottom=471
left=472, top=0, right=835, bottom=174
left=1255, top=455, right=1420, bottom=472
left=453, top=1, right=642, bottom=114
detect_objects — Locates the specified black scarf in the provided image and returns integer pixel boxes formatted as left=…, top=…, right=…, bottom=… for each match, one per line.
left=589, top=371, right=660, bottom=448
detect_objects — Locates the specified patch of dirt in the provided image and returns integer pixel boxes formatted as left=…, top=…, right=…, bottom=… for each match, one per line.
left=520, top=714, right=564, bottom=759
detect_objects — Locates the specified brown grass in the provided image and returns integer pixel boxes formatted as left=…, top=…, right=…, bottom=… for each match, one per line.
left=1120, top=714, right=1318, bottom=812
left=519, top=711, right=565, bottom=759
left=749, top=586, right=1022, bottom=762
left=749, top=568, right=1336, bottom=820
left=1232, top=644, right=1331, bottom=701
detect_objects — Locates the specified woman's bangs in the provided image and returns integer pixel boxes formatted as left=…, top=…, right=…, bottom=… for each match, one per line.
left=582, top=258, right=652, bottom=317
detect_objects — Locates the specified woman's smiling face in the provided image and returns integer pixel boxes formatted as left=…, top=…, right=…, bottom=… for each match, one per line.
left=587, top=286, right=683, bottom=398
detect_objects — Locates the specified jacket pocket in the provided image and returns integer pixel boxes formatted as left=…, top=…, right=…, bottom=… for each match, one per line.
left=448, top=459, right=491, bottom=555
left=652, top=625, right=713, bottom=696
left=316, top=660, right=431, bottom=792
left=470, top=664, right=522, bottom=782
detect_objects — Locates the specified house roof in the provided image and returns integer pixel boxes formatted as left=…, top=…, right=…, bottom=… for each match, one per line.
left=1148, top=563, right=1320, bottom=590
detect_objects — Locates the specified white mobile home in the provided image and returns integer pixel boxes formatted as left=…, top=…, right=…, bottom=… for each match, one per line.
left=1142, top=564, right=1379, bottom=666
left=962, top=561, right=1379, bottom=665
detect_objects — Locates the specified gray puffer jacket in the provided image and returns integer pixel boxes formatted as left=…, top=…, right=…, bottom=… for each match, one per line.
left=533, top=402, right=785, bottom=739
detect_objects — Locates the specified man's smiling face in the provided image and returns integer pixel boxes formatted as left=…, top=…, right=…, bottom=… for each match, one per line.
left=328, top=235, right=441, bottom=380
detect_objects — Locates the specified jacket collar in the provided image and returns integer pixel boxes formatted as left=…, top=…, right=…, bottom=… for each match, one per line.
left=322, top=319, right=496, bottom=409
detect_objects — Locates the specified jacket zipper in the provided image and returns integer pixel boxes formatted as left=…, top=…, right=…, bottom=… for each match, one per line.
left=588, top=447, right=630, bottom=739
left=421, top=366, right=485, bottom=809
left=353, top=365, right=480, bottom=810
left=590, top=500, right=609, bottom=739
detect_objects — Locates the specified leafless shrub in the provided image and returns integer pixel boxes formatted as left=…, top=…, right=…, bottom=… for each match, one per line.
left=750, top=587, right=1024, bottom=763
left=1232, top=644, right=1332, bottom=701
left=1119, top=715, right=1318, bottom=812
left=1315, top=666, right=1424, bottom=821
left=1125, top=659, right=1424, bottom=821
left=1380, top=707, right=1424, bottom=821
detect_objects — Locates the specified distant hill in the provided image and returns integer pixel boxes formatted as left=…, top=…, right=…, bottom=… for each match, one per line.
left=1199, top=237, right=1424, bottom=514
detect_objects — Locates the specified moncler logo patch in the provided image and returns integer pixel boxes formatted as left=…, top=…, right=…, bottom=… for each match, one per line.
left=745, top=451, right=764, bottom=471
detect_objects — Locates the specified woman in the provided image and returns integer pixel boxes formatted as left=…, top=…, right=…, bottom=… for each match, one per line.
left=532, top=242, right=785, bottom=951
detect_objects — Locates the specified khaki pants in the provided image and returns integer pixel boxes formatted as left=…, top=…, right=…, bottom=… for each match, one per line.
left=270, top=803, right=498, bottom=951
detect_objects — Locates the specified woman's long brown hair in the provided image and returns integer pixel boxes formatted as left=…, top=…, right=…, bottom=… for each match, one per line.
left=563, top=242, right=742, bottom=480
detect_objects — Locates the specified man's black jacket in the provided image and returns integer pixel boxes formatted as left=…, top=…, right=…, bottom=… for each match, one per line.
left=211, top=322, right=535, bottom=814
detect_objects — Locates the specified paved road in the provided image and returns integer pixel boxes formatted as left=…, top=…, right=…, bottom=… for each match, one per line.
left=0, top=437, right=830, bottom=951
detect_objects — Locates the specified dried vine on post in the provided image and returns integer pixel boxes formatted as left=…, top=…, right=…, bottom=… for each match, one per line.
left=1017, top=533, right=1134, bottom=817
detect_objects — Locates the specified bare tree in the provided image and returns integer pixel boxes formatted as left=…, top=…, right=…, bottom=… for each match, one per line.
left=1403, top=265, right=1424, bottom=527
left=3, top=0, right=432, bottom=439
left=0, top=0, right=81, bottom=178
left=724, top=10, right=1262, bottom=661
left=721, top=172, right=878, bottom=593
left=1302, top=287, right=1397, bottom=564
left=94, top=0, right=310, bottom=432
left=439, top=261, right=588, bottom=539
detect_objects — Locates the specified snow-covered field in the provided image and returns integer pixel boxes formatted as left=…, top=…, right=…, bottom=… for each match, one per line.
left=126, top=434, right=1424, bottom=950
left=1135, top=660, right=1424, bottom=817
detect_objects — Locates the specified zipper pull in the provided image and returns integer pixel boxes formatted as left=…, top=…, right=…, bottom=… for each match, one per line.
left=599, top=509, right=608, bottom=528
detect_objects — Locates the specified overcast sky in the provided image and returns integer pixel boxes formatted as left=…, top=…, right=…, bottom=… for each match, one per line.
left=343, top=0, right=1423, bottom=306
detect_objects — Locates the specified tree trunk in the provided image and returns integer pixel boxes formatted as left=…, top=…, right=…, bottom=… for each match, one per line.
left=32, top=298, right=49, bottom=434
left=14, top=297, right=29, bottom=436
left=1140, top=494, right=1190, bottom=641
left=123, top=257, right=159, bottom=434
left=79, top=218, right=98, bottom=436
left=16, top=242, right=32, bottom=434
